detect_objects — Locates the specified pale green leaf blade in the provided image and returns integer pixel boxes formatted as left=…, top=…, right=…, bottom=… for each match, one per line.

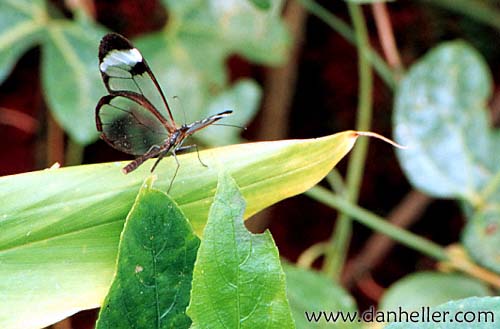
left=394, top=41, right=493, bottom=200
left=385, top=297, right=500, bottom=329
left=0, top=0, right=45, bottom=83
left=380, top=272, right=491, bottom=312
left=42, top=21, right=106, bottom=145
left=284, top=263, right=359, bottom=329
left=0, top=132, right=357, bottom=329
left=96, top=179, right=199, bottom=329
left=187, top=171, right=294, bottom=329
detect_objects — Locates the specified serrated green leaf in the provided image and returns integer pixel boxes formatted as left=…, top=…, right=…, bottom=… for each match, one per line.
left=187, top=171, right=294, bottom=329
left=42, top=21, right=106, bottom=145
left=284, top=263, right=359, bottom=329
left=394, top=41, right=494, bottom=200
left=385, top=297, right=500, bottom=328
left=0, top=132, right=357, bottom=329
left=0, top=0, right=46, bottom=83
left=380, top=272, right=491, bottom=312
left=96, top=179, right=199, bottom=329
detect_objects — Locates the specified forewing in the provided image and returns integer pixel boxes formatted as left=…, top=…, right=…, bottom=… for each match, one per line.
left=98, top=33, right=176, bottom=131
left=96, top=92, right=169, bottom=156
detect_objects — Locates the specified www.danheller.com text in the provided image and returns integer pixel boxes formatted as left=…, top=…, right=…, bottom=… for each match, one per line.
left=304, top=306, right=495, bottom=324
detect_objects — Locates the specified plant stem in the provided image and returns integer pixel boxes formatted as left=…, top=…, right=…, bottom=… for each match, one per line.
left=65, top=139, right=84, bottom=166
left=371, top=2, right=403, bottom=76
left=307, top=186, right=449, bottom=262
left=322, top=3, right=373, bottom=280
left=419, top=0, right=500, bottom=31
left=296, top=0, right=396, bottom=88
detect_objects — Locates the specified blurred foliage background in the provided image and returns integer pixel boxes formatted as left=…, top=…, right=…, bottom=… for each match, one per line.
left=2, top=0, right=500, bottom=328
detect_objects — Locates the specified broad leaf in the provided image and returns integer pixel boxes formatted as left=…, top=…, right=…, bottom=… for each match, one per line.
left=162, top=0, right=290, bottom=65
left=187, top=171, right=294, bottom=328
left=284, top=264, right=359, bottom=329
left=394, top=41, right=493, bottom=200
left=0, top=132, right=357, bottom=329
left=42, top=20, right=106, bottom=144
left=385, top=296, right=500, bottom=328
left=393, top=41, right=500, bottom=273
left=380, top=272, right=491, bottom=312
left=96, top=178, right=199, bottom=329
left=0, top=0, right=45, bottom=83
left=462, top=207, right=500, bottom=273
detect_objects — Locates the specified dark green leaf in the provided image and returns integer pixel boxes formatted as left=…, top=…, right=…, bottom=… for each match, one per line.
left=380, top=272, right=491, bottom=312
left=249, top=0, right=272, bottom=10
left=284, top=263, right=359, bottom=329
left=385, top=297, right=500, bottom=329
left=187, top=171, right=294, bottom=328
left=96, top=178, right=199, bottom=329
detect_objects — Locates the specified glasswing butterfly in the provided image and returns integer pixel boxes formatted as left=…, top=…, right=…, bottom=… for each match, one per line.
left=95, top=33, right=232, bottom=190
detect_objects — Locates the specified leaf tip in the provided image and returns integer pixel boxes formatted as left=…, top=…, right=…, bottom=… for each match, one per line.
left=355, top=131, right=408, bottom=149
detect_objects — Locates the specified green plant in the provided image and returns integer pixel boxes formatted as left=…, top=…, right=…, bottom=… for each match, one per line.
left=2, top=0, right=500, bottom=328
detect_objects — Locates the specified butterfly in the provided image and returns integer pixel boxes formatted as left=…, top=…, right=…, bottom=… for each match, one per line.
left=95, top=33, right=232, bottom=190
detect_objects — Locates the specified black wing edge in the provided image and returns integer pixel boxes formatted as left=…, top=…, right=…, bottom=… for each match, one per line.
left=95, top=91, right=173, bottom=134
left=97, top=32, right=176, bottom=124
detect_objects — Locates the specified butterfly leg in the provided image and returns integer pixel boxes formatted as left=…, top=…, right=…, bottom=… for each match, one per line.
left=150, top=152, right=166, bottom=173
left=175, top=144, right=208, bottom=167
left=167, top=149, right=181, bottom=193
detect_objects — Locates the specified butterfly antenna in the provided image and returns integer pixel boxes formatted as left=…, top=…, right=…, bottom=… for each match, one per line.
left=173, top=95, right=187, bottom=125
left=211, top=123, right=247, bottom=130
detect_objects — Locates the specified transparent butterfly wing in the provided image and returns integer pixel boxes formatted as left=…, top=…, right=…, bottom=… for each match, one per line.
left=96, top=92, right=169, bottom=155
left=98, top=33, right=176, bottom=132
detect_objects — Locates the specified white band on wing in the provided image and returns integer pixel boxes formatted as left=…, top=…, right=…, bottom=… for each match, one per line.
left=100, top=48, right=143, bottom=72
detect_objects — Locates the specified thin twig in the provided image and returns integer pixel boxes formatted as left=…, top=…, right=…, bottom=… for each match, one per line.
left=0, top=107, right=38, bottom=133
left=322, top=3, right=373, bottom=280
left=342, top=190, right=432, bottom=287
left=47, top=112, right=65, bottom=167
left=371, top=2, right=403, bottom=75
